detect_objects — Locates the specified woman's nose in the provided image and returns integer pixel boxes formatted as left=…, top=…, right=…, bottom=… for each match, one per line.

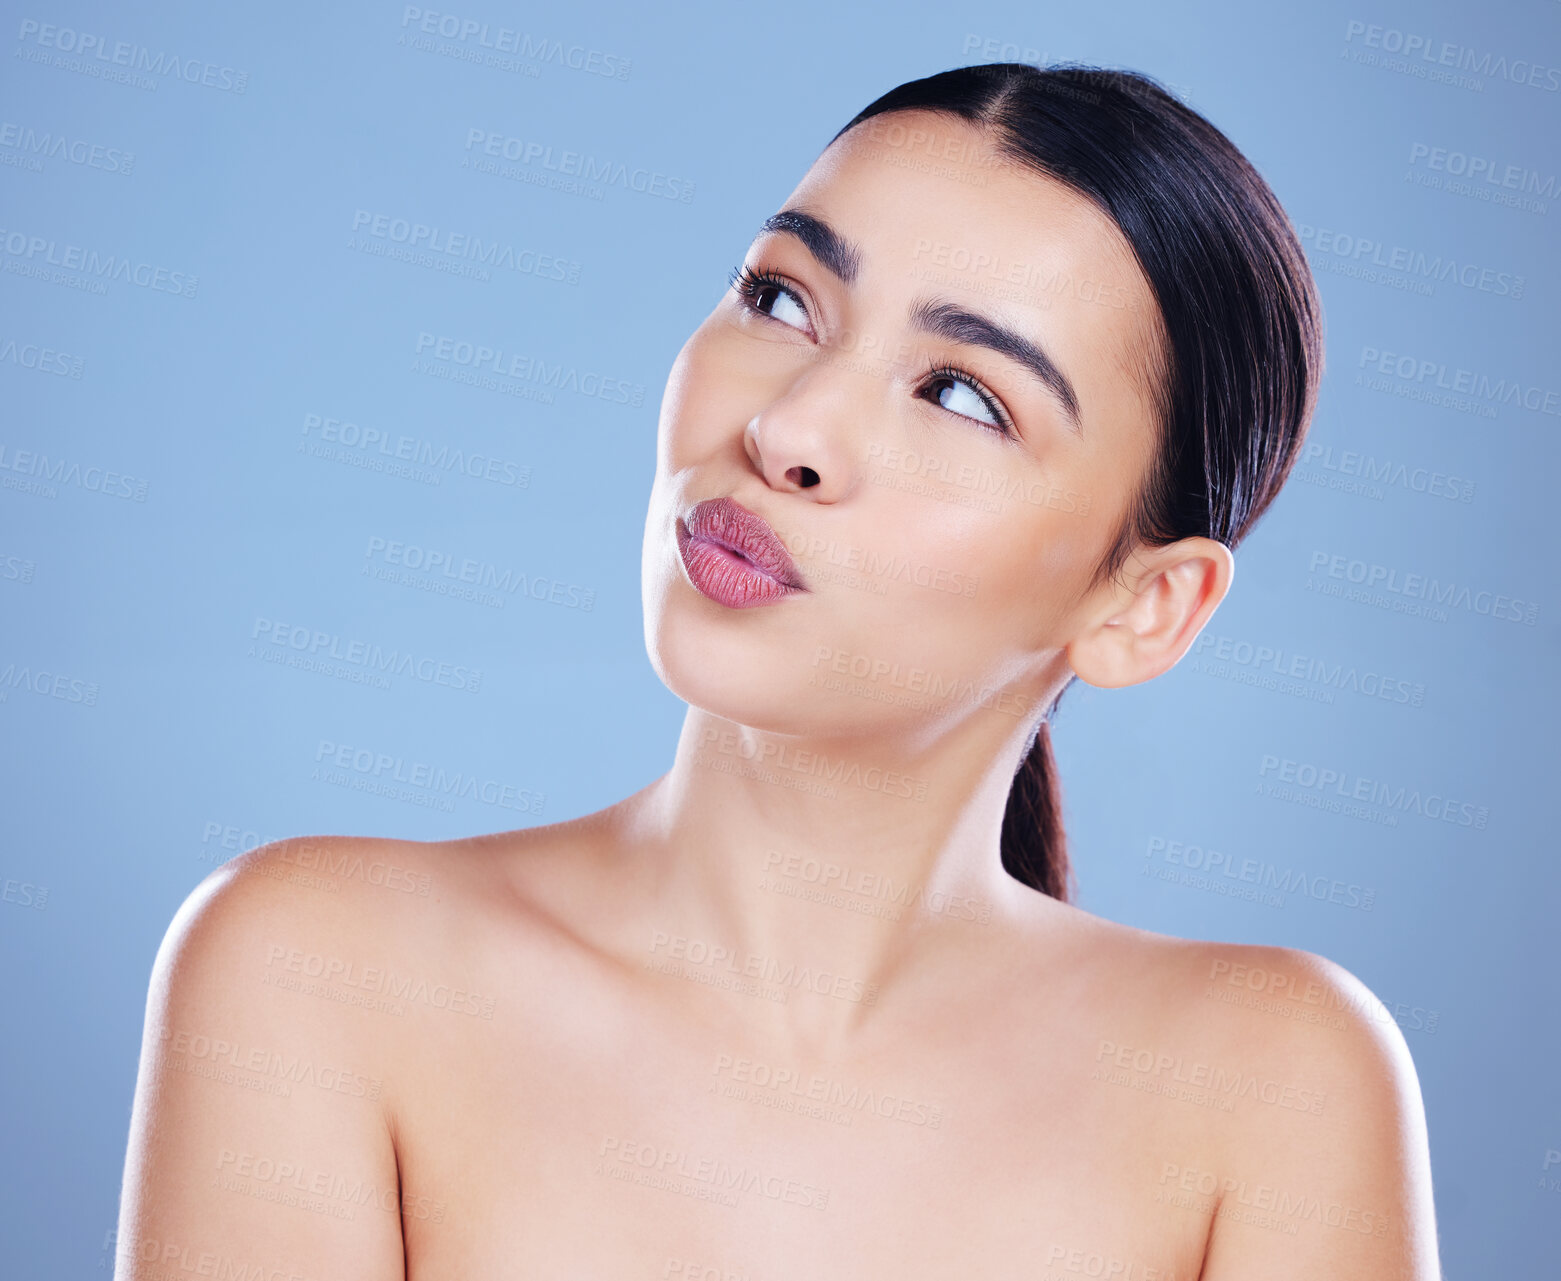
left=743, top=354, right=885, bottom=500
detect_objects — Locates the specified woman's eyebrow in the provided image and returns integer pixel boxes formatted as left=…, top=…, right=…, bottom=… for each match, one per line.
left=907, top=297, right=1083, bottom=434
left=755, top=207, right=1084, bottom=434
left=756, top=208, right=861, bottom=285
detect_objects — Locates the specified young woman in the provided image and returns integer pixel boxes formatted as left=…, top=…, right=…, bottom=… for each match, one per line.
left=116, top=64, right=1439, bottom=1279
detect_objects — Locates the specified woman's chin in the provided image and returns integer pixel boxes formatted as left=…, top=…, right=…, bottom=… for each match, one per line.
left=651, top=639, right=797, bottom=727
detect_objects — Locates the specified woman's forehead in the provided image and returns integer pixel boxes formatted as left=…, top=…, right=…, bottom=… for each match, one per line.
left=797, top=114, right=1141, bottom=285
left=775, top=114, right=1165, bottom=423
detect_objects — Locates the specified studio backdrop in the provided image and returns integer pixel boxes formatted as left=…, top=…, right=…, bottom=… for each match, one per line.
left=1, top=1, right=1556, bottom=1276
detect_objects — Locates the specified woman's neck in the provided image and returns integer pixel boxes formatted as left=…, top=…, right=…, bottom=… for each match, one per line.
left=610, top=704, right=1051, bottom=1051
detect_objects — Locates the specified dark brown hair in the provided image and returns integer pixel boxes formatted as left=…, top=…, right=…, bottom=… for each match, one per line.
left=831, top=64, right=1325, bottom=901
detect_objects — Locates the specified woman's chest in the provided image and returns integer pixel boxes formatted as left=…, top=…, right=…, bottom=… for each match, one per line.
left=388, top=1003, right=1222, bottom=1279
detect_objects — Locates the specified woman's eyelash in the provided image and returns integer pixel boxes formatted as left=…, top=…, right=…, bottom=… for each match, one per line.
left=727, top=261, right=1016, bottom=438
left=728, top=263, right=804, bottom=318
left=920, top=362, right=1016, bottom=437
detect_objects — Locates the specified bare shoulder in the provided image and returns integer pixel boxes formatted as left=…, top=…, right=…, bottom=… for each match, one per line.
left=165, top=815, right=614, bottom=979
left=158, top=833, right=472, bottom=991
left=133, top=818, right=615, bottom=1128
left=1161, top=934, right=1433, bottom=1139
left=1041, top=903, right=1422, bottom=1085
left=1072, top=919, right=1441, bottom=1279
left=139, top=832, right=496, bottom=1092
left=117, top=821, right=614, bottom=1277
left=119, top=833, right=470, bottom=1279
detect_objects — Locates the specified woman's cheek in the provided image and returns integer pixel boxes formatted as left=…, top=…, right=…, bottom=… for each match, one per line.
left=886, top=489, right=1012, bottom=597
left=663, top=332, right=749, bottom=458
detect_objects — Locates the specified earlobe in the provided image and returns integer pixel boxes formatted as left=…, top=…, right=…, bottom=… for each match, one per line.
left=1066, top=537, right=1235, bottom=690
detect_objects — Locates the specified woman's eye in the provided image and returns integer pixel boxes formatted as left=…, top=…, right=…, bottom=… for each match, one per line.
left=926, top=372, right=1003, bottom=429
left=753, top=282, right=810, bottom=331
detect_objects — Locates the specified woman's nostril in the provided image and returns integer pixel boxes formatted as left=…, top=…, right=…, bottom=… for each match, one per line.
left=788, top=465, right=821, bottom=488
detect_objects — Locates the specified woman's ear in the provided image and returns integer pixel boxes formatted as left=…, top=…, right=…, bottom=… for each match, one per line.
left=1066, top=537, right=1235, bottom=690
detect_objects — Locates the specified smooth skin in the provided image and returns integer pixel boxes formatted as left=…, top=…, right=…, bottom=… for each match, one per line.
left=116, top=110, right=1439, bottom=1279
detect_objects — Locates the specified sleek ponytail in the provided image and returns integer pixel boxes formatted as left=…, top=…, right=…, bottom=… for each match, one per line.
left=1000, top=701, right=1075, bottom=903
left=833, top=65, right=1325, bottom=901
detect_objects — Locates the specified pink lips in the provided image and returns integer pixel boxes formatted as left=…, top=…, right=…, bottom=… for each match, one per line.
left=676, top=496, right=807, bottom=608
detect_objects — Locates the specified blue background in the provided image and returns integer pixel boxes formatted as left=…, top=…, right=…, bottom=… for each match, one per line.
left=1, top=0, right=1556, bottom=1274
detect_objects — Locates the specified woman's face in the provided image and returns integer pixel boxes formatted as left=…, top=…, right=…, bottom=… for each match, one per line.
left=641, top=109, right=1168, bottom=744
